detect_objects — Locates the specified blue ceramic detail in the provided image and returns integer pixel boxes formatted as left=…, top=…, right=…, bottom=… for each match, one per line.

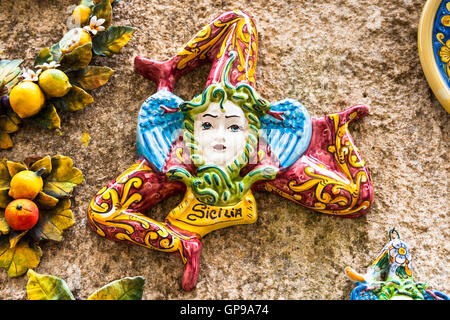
left=261, top=99, right=312, bottom=169
left=136, top=90, right=184, bottom=171
left=350, top=283, right=449, bottom=300
left=432, top=0, right=450, bottom=87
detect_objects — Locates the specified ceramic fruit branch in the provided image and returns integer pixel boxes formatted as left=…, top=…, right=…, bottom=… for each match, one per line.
left=26, top=270, right=145, bottom=300
left=0, top=0, right=134, bottom=149
left=0, top=155, right=83, bottom=278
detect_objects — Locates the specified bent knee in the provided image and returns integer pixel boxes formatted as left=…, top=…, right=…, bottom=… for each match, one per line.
left=86, top=193, right=115, bottom=237
left=218, top=10, right=256, bottom=26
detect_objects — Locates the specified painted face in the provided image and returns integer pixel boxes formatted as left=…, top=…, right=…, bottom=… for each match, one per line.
left=194, top=100, right=248, bottom=169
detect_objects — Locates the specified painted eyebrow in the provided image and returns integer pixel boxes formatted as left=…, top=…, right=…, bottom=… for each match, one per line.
left=202, top=114, right=218, bottom=118
left=225, top=115, right=241, bottom=118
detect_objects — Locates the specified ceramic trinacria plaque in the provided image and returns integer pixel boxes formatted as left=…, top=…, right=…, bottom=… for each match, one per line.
left=87, top=10, right=374, bottom=291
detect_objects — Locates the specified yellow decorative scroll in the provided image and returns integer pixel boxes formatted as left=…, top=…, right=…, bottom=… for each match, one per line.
left=175, top=10, right=257, bottom=85
left=215, top=12, right=257, bottom=84
left=87, top=163, right=187, bottom=258
left=88, top=175, right=144, bottom=236
left=269, top=112, right=370, bottom=216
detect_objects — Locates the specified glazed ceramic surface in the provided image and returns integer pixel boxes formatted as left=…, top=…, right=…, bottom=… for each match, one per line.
left=87, top=10, right=374, bottom=291
left=418, top=0, right=450, bottom=113
left=345, top=229, right=449, bottom=300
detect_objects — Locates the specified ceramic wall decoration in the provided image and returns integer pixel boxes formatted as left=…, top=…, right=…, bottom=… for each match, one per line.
left=418, top=0, right=450, bottom=113
left=26, top=269, right=145, bottom=300
left=345, top=229, right=449, bottom=300
left=0, top=155, right=83, bottom=278
left=87, top=10, right=374, bottom=291
left=0, top=0, right=134, bottom=149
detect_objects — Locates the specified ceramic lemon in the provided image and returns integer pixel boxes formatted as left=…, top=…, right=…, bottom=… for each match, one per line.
left=59, top=27, right=92, bottom=54
left=8, top=169, right=44, bottom=200
left=38, top=69, right=72, bottom=98
left=72, top=4, right=91, bottom=26
left=9, top=81, right=45, bottom=118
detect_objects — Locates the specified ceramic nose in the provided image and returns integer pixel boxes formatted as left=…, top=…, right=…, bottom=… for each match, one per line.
left=217, top=134, right=226, bottom=141
left=215, top=127, right=226, bottom=142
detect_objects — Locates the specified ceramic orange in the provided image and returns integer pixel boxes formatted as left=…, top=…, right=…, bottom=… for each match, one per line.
left=5, top=199, right=39, bottom=231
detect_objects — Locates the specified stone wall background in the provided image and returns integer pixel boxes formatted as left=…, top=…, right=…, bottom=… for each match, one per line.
left=0, top=0, right=448, bottom=300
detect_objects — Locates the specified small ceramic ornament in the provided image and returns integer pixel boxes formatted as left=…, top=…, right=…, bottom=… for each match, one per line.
left=88, top=10, right=374, bottom=291
left=345, top=229, right=449, bottom=300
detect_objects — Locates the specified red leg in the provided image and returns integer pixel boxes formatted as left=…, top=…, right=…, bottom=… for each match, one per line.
left=87, top=158, right=203, bottom=291
left=134, top=10, right=258, bottom=91
left=254, top=105, right=374, bottom=218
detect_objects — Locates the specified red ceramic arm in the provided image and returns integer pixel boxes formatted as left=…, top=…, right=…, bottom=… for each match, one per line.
left=253, top=105, right=374, bottom=218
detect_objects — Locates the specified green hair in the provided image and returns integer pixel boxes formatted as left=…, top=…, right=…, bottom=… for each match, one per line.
left=166, top=81, right=277, bottom=206
left=181, top=81, right=270, bottom=173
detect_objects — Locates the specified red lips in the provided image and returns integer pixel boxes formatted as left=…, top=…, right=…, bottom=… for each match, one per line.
left=213, top=144, right=226, bottom=151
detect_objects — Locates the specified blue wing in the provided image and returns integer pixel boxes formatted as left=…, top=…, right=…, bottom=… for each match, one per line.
left=136, top=90, right=184, bottom=172
left=260, top=98, right=312, bottom=169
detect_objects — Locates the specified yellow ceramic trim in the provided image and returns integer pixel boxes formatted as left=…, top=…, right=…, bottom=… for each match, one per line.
left=418, top=0, right=450, bottom=113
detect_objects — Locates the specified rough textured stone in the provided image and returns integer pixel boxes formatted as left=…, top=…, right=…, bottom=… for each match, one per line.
left=0, top=0, right=448, bottom=300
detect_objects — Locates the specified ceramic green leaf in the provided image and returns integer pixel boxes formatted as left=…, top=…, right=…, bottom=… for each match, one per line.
left=0, top=238, right=42, bottom=277
left=6, top=160, right=27, bottom=177
left=28, top=103, right=61, bottom=130
left=59, top=42, right=93, bottom=72
left=0, top=131, right=13, bottom=149
left=0, top=160, right=10, bottom=189
left=34, top=48, right=53, bottom=66
left=0, top=161, right=10, bottom=208
left=87, top=276, right=145, bottom=300
left=42, top=156, right=83, bottom=198
left=50, top=43, right=63, bottom=63
left=92, top=26, right=135, bottom=57
left=28, top=199, right=74, bottom=242
left=77, top=66, right=114, bottom=90
left=0, top=111, right=21, bottom=149
left=80, top=0, right=94, bottom=6
left=0, top=210, right=10, bottom=235
left=0, top=59, right=22, bottom=93
left=92, top=0, right=113, bottom=29
left=35, top=191, right=59, bottom=209
left=0, top=188, right=11, bottom=209
left=51, top=85, right=94, bottom=112
left=26, top=269, right=75, bottom=300
left=9, top=230, right=27, bottom=249
left=29, top=155, right=52, bottom=176
left=0, top=111, right=21, bottom=134
left=0, top=60, right=22, bottom=79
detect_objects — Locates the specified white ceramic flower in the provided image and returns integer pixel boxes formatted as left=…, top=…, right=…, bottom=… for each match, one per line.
left=83, top=15, right=105, bottom=36
left=36, top=61, right=60, bottom=70
left=19, top=68, right=42, bottom=82
left=389, top=239, right=411, bottom=265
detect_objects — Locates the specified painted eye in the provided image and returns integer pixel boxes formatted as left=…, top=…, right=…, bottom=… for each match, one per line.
left=202, top=122, right=212, bottom=130
left=228, top=124, right=241, bottom=132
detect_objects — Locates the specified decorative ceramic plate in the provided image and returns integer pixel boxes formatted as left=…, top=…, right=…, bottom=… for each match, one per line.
left=418, top=0, right=450, bottom=113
